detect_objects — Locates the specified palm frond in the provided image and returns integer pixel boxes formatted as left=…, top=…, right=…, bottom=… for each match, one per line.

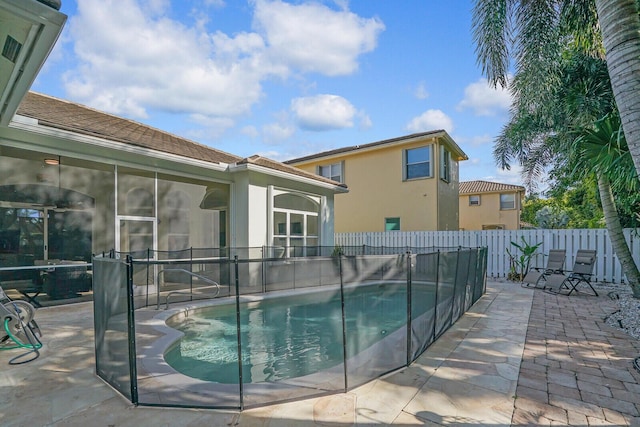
left=472, top=0, right=512, bottom=88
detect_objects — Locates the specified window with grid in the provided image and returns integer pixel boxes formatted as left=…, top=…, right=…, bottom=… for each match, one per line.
left=318, top=162, right=343, bottom=183
left=469, top=195, right=480, bottom=206
left=404, top=146, right=432, bottom=180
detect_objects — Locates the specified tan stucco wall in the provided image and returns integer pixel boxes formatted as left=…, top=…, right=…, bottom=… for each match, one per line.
left=437, top=158, right=459, bottom=231
left=293, top=137, right=460, bottom=232
left=458, top=191, right=521, bottom=230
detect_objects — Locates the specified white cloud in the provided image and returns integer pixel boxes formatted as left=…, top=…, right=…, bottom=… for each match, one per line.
left=470, top=134, right=493, bottom=146
left=188, top=114, right=236, bottom=139
left=406, top=109, right=454, bottom=134
left=291, top=94, right=356, bottom=131
left=62, top=0, right=384, bottom=133
left=457, top=77, right=512, bottom=116
left=64, top=0, right=268, bottom=119
left=241, top=125, right=259, bottom=138
left=357, top=111, right=372, bottom=130
left=414, top=81, right=429, bottom=100
left=253, top=0, right=385, bottom=76
left=262, top=122, right=296, bottom=144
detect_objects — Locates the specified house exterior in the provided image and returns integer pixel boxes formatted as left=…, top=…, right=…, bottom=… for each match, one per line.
left=0, top=0, right=346, bottom=294
left=458, top=180, right=526, bottom=230
left=286, top=131, right=468, bottom=233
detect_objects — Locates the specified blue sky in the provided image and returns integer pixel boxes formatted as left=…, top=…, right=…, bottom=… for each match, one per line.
left=34, top=0, right=522, bottom=185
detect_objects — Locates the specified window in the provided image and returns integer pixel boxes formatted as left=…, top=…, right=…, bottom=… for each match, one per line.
left=385, top=217, right=400, bottom=231
left=500, top=193, right=516, bottom=210
left=404, top=146, right=432, bottom=180
left=469, top=195, right=480, bottom=206
left=318, top=162, right=343, bottom=183
left=483, top=224, right=505, bottom=230
left=440, top=146, right=451, bottom=181
left=272, top=190, right=320, bottom=256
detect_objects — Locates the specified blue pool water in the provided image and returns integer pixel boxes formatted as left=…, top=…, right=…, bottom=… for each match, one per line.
left=164, top=283, right=435, bottom=384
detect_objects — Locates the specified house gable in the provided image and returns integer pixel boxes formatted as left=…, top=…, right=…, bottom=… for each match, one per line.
left=287, top=131, right=468, bottom=232
left=458, top=180, right=526, bottom=230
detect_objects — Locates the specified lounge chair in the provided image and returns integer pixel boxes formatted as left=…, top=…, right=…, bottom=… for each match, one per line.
left=521, top=249, right=566, bottom=289
left=544, top=249, right=598, bottom=296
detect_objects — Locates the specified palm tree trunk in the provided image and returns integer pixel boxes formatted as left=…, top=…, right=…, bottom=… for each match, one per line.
left=595, top=0, right=640, bottom=180
left=597, top=173, right=640, bottom=297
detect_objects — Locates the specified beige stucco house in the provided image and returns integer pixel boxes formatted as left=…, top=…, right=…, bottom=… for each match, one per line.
left=458, top=180, right=526, bottom=230
left=286, top=131, right=468, bottom=233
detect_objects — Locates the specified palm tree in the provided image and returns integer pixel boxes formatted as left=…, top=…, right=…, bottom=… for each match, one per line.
left=473, top=2, right=640, bottom=294
left=594, top=0, right=640, bottom=181
left=473, top=0, right=640, bottom=180
left=572, top=114, right=640, bottom=296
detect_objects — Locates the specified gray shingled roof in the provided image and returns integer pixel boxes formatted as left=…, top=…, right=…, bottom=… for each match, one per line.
left=16, top=92, right=344, bottom=188
left=459, top=180, right=525, bottom=195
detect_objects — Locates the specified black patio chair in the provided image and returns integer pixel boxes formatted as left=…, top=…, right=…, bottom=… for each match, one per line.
left=521, top=249, right=566, bottom=289
left=544, top=249, right=598, bottom=296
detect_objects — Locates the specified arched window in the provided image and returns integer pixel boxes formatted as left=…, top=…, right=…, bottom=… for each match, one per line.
left=272, top=191, right=320, bottom=256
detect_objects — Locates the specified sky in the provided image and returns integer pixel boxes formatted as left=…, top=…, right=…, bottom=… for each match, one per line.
left=33, top=0, right=524, bottom=186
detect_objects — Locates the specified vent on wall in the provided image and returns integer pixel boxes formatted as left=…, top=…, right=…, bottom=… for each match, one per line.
left=2, top=35, right=22, bottom=63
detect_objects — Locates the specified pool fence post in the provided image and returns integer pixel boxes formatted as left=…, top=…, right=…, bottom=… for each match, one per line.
left=261, top=246, right=266, bottom=294
left=405, top=250, right=412, bottom=366
left=447, top=247, right=461, bottom=329
left=126, top=255, right=139, bottom=405
left=234, top=255, right=244, bottom=410
left=338, top=254, right=348, bottom=392
left=189, top=247, right=194, bottom=302
left=433, top=250, right=440, bottom=341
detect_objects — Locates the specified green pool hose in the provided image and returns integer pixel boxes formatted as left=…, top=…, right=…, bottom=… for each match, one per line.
left=1, top=317, right=42, bottom=364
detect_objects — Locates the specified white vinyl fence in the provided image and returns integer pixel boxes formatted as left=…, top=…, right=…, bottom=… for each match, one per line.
left=335, top=229, right=640, bottom=284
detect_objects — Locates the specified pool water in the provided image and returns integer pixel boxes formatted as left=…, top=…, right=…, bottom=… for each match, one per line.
left=164, top=283, right=434, bottom=384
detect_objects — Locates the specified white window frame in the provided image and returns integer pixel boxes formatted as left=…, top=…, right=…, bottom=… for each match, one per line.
left=270, top=188, right=321, bottom=255
left=469, top=195, right=480, bottom=206
left=317, top=161, right=343, bottom=183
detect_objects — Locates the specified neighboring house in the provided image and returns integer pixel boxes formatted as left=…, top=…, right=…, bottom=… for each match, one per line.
left=0, top=0, right=346, bottom=281
left=286, top=131, right=468, bottom=233
left=458, top=180, right=526, bottom=230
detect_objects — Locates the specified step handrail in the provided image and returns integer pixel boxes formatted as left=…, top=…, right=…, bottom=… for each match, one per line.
left=156, top=269, right=220, bottom=310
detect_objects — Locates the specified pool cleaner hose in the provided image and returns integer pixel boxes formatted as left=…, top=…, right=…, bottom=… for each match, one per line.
left=1, top=316, right=43, bottom=365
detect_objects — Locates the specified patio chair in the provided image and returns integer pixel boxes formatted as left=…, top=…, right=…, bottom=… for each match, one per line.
left=544, top=249, right=598, bottom=296
left=521, top=249, right=566, bottom=289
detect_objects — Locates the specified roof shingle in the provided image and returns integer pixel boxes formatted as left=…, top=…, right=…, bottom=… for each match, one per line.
left=17, top=92, right=243, bottom=165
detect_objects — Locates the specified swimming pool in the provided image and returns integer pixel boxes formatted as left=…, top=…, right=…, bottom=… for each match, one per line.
left=164, top=282, right=436, bottom=384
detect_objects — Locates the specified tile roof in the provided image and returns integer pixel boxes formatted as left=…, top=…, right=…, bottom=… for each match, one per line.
left=285, top=130, right=467, bottom=164
left=15, top=92, right=344, bottom=188
left=459, top=180, right=525, bottom=195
